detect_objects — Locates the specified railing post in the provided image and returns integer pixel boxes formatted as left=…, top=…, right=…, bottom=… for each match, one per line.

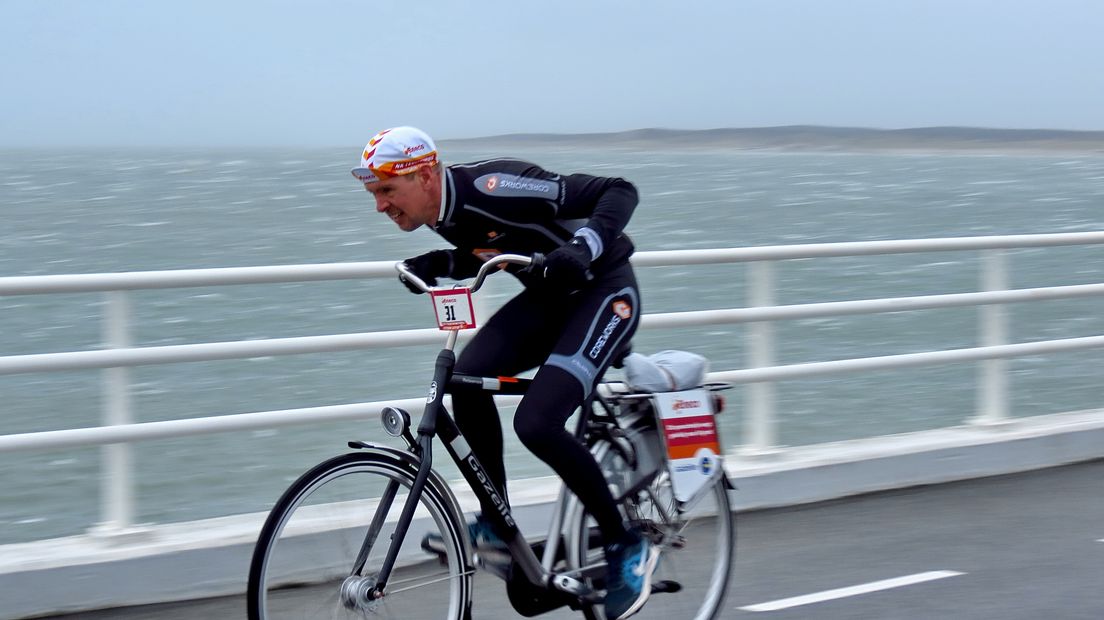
left=973, top=250, right=1010, bottom=426
left=742, top=261, right=779, bottom=456
left=89, top=291, right=141, bottom=539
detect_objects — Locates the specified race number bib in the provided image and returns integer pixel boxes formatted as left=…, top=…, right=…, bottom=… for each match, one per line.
left=430, top=289, right=476, bottom=331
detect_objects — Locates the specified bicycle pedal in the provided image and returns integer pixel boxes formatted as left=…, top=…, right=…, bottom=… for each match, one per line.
left=420, top=535, right=449, bottom=565
left=651, top=580, right=682, bottom=594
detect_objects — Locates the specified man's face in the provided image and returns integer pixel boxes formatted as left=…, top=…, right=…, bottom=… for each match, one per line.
left=365, top=171, right=434, bottom=232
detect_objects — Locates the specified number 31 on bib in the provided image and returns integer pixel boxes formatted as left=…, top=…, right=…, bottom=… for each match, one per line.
left=430, top=289, right=476, bottom=330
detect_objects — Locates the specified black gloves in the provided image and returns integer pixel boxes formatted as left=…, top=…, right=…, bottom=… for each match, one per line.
left=401, top=240, right=594, bottom=295
left=400, top=249, right=453, bottom=294
left=543, top=237, right=593, bottom=292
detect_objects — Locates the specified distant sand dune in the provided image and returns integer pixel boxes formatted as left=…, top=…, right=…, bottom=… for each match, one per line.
left=446, top=126, right=1104, bottom=154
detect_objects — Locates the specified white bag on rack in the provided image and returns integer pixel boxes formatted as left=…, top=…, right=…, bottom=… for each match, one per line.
left=622, top=350, right=710, bottom=392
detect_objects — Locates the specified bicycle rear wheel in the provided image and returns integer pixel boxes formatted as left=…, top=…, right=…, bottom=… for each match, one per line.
left=567, top=438, right=735, bottom=620
left=248, top=451, right=473, bottom=620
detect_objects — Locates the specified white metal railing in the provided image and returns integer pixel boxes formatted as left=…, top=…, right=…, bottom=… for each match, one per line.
left=2, top=231, right=1103, bottom=536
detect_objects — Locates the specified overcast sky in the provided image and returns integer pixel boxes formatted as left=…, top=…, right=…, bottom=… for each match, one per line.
left=2, top=0, right=1102, bottom=147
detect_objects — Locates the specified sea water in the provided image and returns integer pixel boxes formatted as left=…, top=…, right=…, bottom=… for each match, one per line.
left=1, top=145, right=1102, bottom=543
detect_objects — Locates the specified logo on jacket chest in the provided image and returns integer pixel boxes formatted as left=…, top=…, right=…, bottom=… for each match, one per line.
left=474, top=173, right=560, bottom=199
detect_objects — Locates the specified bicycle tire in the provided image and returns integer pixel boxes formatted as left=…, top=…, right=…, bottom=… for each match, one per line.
left=566, top=437, right=735, bottom=620
left=248, top=451, right=473, bottom=620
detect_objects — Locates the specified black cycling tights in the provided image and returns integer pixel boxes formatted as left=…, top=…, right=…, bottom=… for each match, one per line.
left=451, top=265, right=639, bottom=541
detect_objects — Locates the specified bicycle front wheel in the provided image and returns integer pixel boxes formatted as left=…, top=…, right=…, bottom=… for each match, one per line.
left=567, top=439, right=735, bottom=620
left=248, top=451, right=473, bottom=620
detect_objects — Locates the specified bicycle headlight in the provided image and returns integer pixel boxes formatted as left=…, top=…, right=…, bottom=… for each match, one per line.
left=381, top=406, right=412, bottom=438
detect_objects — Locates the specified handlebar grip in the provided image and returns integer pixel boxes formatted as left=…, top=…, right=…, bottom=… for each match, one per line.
left=394, top=261, right=432, bottom=294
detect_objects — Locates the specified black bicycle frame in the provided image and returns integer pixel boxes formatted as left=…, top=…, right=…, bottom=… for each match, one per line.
left=370, top=345, right=584, bottom=597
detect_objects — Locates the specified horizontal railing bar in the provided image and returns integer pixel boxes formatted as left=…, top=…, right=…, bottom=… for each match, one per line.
left=0, top=261, right=397, bottom=296
left=642, top=282, right=1104, bottom=328
left=709, top=334, right=1104, bottom=383
left=0, top=328, right=459, bottom=375
left=3, top=232, right=1103, bottom=295
left=629, top=231, right=1104, bottom=267
left=2, top=335, right=1101, bottom=453
left=3, top=283, right=1101, bottom=375
left=0, top=398, right=424, bottom=453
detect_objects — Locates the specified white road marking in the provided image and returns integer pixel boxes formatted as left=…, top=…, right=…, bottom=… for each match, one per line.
left=739, top=570, right=966, bottom=612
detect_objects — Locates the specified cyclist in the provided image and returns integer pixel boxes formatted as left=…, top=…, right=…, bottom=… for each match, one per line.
left=352, top=126, right=657, bottom=619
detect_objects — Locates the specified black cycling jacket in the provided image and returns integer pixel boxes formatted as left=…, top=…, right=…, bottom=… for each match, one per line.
left=433, top=158, right=638, bottom=285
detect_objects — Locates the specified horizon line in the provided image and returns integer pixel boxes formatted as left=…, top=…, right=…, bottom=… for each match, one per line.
left=3, top=124, right=1104, bottom=150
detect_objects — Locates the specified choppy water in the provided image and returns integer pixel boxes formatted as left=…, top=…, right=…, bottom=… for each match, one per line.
left=1, top=146, right=1102, bottom=544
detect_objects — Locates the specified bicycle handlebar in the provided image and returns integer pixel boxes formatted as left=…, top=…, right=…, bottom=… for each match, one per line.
left=394, top=253, right=544, bottom=295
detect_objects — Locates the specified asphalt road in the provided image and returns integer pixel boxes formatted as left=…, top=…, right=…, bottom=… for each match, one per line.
left=41, top=459, right=1104, bottom=620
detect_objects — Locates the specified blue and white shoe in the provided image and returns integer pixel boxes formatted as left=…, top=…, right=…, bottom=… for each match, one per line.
left=465, top=515, right=510, bottom=562
left=603, top=529, right=660, bottom=620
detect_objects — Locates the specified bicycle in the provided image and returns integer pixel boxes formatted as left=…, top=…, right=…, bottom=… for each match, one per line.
left=247, top=253, right=736, bottom=620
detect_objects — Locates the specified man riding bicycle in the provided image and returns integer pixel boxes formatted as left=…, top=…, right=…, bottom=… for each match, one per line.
left=352, top=126, right=657, bottom=620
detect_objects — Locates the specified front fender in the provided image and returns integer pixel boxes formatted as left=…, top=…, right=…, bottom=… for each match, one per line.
left=348, top=440, right=469, bottom=543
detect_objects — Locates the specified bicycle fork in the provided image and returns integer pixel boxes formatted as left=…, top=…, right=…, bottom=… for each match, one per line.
left=351, top=349, right=458, bottom=604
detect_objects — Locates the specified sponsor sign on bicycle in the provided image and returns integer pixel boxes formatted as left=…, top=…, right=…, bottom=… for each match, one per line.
left=654, top=389, right=722, bottom=503
left=430, top=288, right=476, bottom=330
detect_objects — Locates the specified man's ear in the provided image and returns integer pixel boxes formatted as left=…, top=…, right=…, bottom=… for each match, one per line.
left=415, top=165, right=437, bottom=189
